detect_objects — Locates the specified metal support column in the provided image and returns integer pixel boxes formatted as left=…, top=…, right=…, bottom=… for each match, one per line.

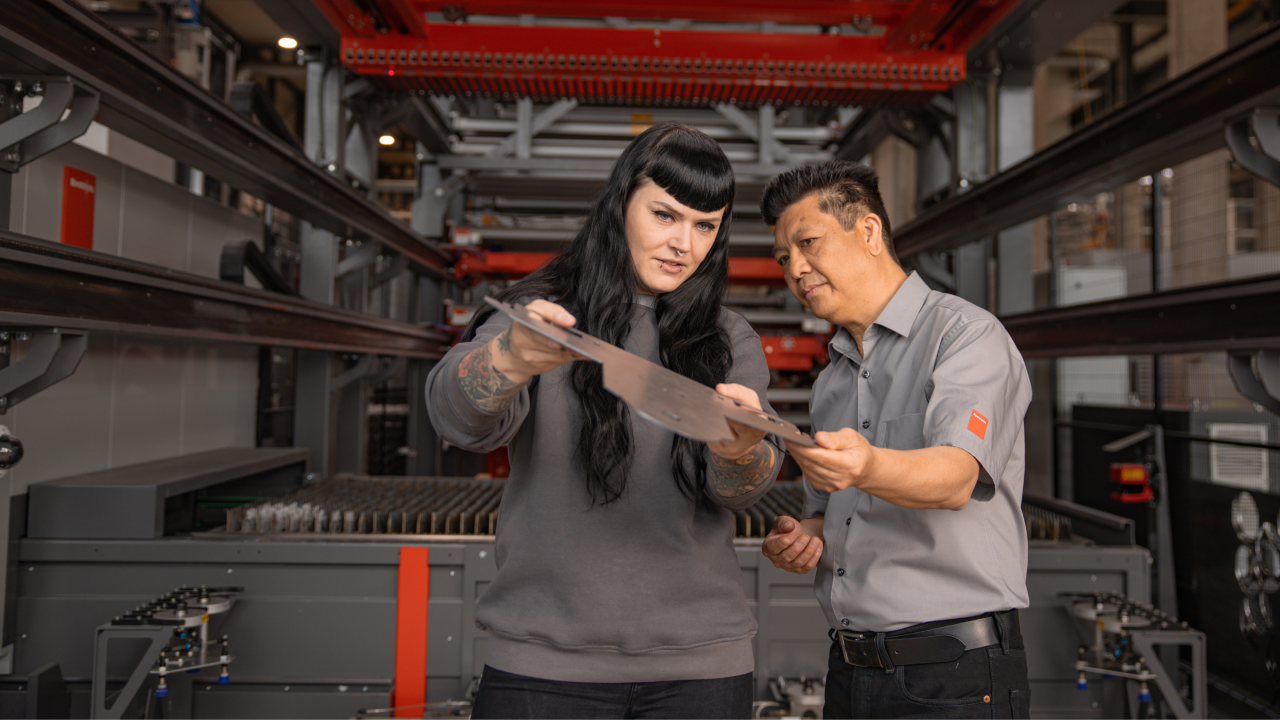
left=295, top=56, right=343, bottom=477
left=406, top=275, right=443, bottom=477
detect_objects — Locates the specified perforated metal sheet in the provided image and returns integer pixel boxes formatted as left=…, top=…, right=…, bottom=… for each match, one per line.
left=486, top=297, right=817, bottom=447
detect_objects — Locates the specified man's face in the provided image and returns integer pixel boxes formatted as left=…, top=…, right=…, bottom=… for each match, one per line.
left=771, top=194, right=879, bottom=328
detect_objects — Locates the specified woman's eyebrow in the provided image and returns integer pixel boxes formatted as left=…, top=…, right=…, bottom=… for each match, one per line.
left=653, top=201, right=685, bottom=218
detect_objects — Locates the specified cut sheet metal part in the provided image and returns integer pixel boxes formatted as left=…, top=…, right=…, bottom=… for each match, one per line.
left=484, top=297, right=817, bottom=447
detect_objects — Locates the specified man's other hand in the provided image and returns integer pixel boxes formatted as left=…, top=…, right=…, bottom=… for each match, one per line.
left=762, top=515, right=823, bottom=574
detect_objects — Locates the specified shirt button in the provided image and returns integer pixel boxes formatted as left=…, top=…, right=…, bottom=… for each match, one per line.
left=862, top=420, right=870, bottom=429
left=841, top=618, right=850, bottom=627
left=846, top=517, right=851, bottom=525
left=862, top=370, right=869, bottom=379
left=837, top=568, right=845, bottom=576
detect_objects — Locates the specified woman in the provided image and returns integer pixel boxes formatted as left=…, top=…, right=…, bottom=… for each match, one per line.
left=425, top=122, right=782, bottom=719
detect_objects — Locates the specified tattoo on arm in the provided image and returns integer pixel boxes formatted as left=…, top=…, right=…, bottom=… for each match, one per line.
left=458, top=333, right=524, bottom=413
left=708, top=441, right=778, bottom=498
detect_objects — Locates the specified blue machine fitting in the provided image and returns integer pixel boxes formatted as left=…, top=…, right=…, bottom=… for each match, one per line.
left=1076, top=672, right=1088, bottom=691
left=1138, top=681, right=1151, bottom=703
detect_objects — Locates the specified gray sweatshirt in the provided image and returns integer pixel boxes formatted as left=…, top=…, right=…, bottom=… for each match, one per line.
left=425, top=298, right=781, bottom=682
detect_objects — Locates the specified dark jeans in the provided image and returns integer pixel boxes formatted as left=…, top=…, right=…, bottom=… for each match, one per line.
left=824, top=610, right=1031, bottom=719
left=470, top=665, right=754, bottom=719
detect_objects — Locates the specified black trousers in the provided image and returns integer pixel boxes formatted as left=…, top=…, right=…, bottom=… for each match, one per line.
left=470, top=665, right=754, bottom=719
left=823, top=610, right=1031, bottom=719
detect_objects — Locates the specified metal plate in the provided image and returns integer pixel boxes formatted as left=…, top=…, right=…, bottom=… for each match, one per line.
left=485, top=298, right=817, bottom=447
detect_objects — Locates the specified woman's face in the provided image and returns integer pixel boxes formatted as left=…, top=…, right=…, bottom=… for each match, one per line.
left=624, top=179, right=726, bottom=295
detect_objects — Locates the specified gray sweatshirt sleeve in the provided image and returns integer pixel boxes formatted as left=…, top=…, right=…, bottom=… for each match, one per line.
left=702, top=309, right=784, bottom=511
left=424, top=311, right=531, bottom=453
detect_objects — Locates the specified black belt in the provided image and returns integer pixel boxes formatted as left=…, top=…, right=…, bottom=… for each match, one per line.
left=836, top=612, right=1019, bottom=668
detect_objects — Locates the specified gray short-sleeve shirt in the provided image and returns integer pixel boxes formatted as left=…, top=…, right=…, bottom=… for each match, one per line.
left=804, top=272, right=1032, bottom=632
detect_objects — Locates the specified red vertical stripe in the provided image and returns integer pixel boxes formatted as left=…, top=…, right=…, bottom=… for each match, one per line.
left=394, top=547, right=430, bottom=717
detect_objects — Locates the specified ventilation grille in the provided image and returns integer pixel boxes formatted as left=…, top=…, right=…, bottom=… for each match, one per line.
left=1210, top=423, right=1270, bottom=491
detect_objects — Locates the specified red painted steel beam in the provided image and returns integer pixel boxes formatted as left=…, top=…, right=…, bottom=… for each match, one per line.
left=393, top=547, right=430, bottom=718
left=883, top=0, right=1025, bottom=53
left=405, top=1, right=916, bottom=25
left=341, top=22, right=964, bottom=107
left=453, top=250, right=553, bottom=281
left=455, top=251, right=786, bottom=284
left=384, top=0, right=429, bottom=37
left=727, top=257, right=786, bottom=284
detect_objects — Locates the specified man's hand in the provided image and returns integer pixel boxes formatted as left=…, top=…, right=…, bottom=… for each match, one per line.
left=708, top=383, right=769, bottom=460
left=490, top=299, right=580, bottom=383
left=785, top=428, right=877, bottom=494
left=762, top=515, right=824, bottom=574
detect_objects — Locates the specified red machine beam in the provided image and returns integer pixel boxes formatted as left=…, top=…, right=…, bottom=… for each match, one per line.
left=761, top=335, right=829, bottom=371
left=337, top=21, right=965, bottom=107
left=405, top=1, right=916, bottom=26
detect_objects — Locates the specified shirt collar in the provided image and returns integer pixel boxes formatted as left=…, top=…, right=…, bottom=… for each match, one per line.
left=633, top=293, right=658, bottom=308
left=872, top=271, right=929, bottom=339
left=825, top=272, right=929, bottom=362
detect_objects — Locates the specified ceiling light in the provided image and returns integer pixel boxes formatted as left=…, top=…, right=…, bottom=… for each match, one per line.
left=379, top=135, right=396, bottom=146
left=278, top=37, right=298, bottom=49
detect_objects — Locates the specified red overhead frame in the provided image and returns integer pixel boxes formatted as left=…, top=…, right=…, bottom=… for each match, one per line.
left=315, top=0, right=1023, bottom=107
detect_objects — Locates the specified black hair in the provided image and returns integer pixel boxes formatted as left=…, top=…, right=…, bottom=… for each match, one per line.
left=465, top=122, right=735, bottom=507
left=760, top=160, right=898, bottom=264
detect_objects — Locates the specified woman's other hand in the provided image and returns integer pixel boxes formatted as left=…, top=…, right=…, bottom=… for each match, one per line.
left=708, top=383, right=768, bottom=460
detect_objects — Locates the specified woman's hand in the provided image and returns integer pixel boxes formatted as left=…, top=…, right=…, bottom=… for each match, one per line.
left=708, top=383, right=769, bottom=460
left=489, top=300, right=580, bottom=384
left=458, top=300, right=579, bottom=414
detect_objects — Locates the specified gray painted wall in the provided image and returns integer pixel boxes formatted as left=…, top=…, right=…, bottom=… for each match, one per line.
left=3, top=137, right=261, bottom=493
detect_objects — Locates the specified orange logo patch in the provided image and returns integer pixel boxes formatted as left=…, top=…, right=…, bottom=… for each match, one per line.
left=967, top=410, right=989, bottom=440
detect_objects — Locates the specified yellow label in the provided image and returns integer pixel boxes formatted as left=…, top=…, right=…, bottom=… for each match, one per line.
left=202, top=614, right=209, bottom=623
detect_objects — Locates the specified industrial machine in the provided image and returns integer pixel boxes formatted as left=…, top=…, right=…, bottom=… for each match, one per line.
left=0, top=448, right=1152, bottom=719
left=92, top=585, right=241, bottom=720
left=1063, top=591, right=1206, bottom=719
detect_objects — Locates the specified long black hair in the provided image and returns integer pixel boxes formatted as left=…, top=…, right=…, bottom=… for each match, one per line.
left=465, top=122, right=736, bottom=507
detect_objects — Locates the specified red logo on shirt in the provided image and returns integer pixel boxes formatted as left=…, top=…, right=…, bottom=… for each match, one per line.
left=967, top=410, right=988, bottom=440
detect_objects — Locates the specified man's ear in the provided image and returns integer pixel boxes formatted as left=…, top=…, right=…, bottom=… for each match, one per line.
left=861, top=213, right=885, bottom=256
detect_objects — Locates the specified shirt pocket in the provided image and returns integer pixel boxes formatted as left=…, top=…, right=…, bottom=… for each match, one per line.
left=877, top=412, right=927, bottom=451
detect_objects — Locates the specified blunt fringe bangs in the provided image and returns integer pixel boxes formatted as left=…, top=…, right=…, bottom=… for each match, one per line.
left=466, top=122, right=736, bottom=509
left=760, top=161, right=898, bottom=263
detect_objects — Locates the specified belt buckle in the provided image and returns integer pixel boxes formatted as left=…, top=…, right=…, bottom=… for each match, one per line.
left=838, top=632, right=881, bottom=668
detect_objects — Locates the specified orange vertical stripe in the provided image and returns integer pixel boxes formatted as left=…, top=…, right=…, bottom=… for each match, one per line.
left=394, top=547, right=430, bottom=717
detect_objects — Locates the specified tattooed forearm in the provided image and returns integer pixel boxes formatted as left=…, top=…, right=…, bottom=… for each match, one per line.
left=458, top=334, right=524, bottom=413
left=708, top=441, right=778, bottom=498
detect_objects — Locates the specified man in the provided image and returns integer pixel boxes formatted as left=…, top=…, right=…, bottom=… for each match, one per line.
left=760, top=161, right=1033, bottom=719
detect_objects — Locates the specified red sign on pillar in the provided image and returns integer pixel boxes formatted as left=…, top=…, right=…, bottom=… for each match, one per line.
left=60, top=167, right=96, bottom=249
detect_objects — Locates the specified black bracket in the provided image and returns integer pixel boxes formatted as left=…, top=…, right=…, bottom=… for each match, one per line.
left=0, top=329, right=88, bottom=413
left=219, top=240, right=297, bottom=295
left=1225, top=107, right=1280, bottom=187
left=228, top=81, right=302, bottom=151
left=1227, top=350, right=1280, bottom=415
left=0, top=76, right=100, bottom=172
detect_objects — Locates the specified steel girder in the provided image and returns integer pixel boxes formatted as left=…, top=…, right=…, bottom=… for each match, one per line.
left=1000, top=275, right=1280, bottom=359
left=0, top=232, right=450, bottom=359
left=893, top=22, right=1280, bottom=259
left=0, top=0, right=451, bottom=277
